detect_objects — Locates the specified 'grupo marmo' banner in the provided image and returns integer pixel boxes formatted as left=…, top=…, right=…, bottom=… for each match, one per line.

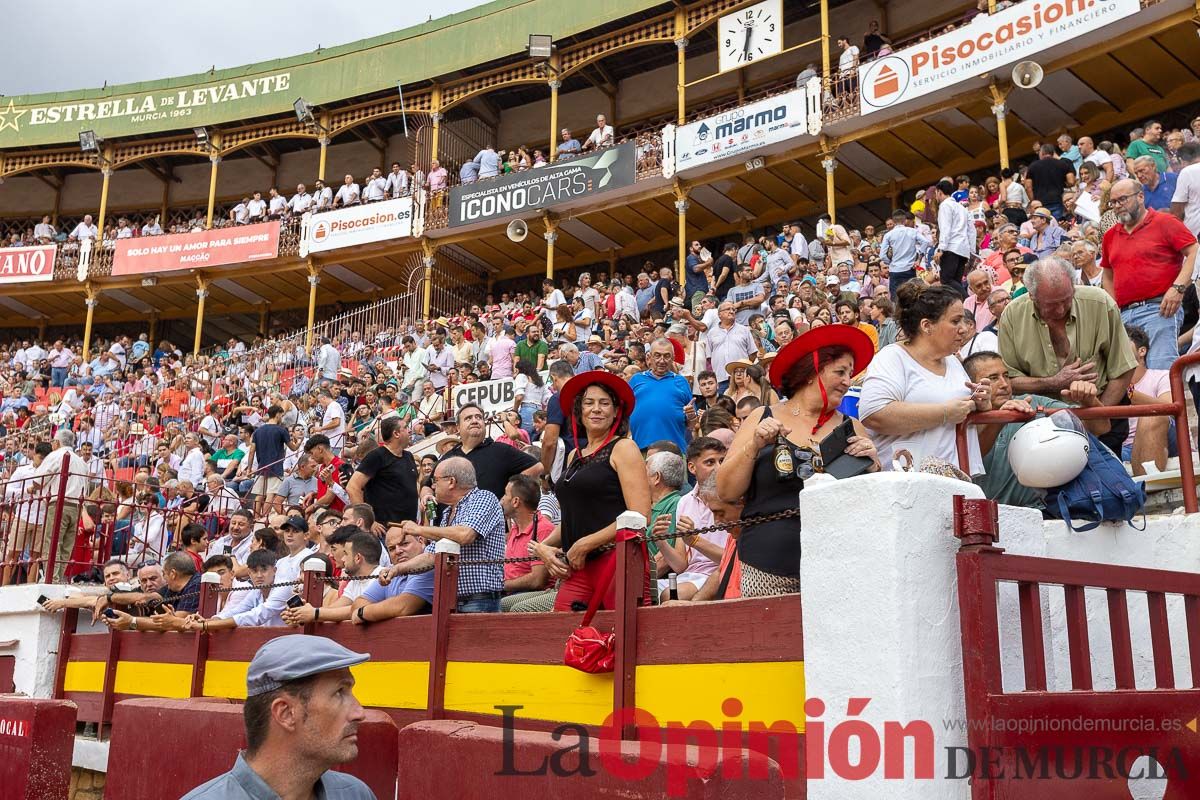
left=448, top=143, right=637, bottom=228
left=112, top=221, right=280, bottom=276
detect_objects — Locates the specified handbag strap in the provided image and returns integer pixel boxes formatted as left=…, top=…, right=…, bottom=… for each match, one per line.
left=715, top=551, right=737, bottom=600
left=580, top=527, right=643, bottom=627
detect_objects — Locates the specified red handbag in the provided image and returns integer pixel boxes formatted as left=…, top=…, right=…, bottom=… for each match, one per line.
left=563, top=551, right=618, bottom=673
left=563, top=529, right=644, bottom=674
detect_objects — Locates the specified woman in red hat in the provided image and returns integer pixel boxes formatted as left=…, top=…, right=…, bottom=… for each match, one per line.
left=531, top=371, right=651, bottom=611
left=715, top=325, right=879, bottom=598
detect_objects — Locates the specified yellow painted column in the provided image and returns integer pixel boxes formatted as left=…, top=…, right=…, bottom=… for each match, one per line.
left=990, top=83, right=1011, bottom=170
left=193, top=277, right=209, bottom=356
left=549, top=78, right=561, bottom=163
left=544, top=213, right=558, bottom=281
left=820, top=0, right=831, bottom=82
left=820, top=139, right=838, bottom=224
left=430, top=85, right=443, bottom=163
left=81, top=286, right=98, bottom=362
left=673, top=182, right=689, bottom=282
left=421, top=239, right=437, bottom=319
left=317, top=114, right=331, bottom=181
left=95, top=162, right=113, bottom=244
left=205, top=153, right=220, bottom=229
left=675, top=8, right=688, bottom=125
left=305, top=262, right=320, bottom=356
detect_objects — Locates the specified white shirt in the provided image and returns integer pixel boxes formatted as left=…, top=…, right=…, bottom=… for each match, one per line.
left=246, top=198, right=267, bottom=219
left=322, top=402, right=346, bottom=451
left=335, top=183, right=361, bottom=206
left=704, top=323, right=756, bottom=383
left=38, top=446, right=88, bottom=501
left=179, top=447, right=206, bottom=486
left=314, top=186, right=334, bottom=210
left=126, top=511, right=168, bottom=567
left=141, top=222, right=162, bottom=236
left=542, top=289, right=567, bottom=324
left=290, top=192, right=313, bottom=214
left=585, top=125, right=614, bottom=150
left=231, top=203, right=250, bottom=224
left=859, top=344, right=983, bottom=474
left=268, top=195, right=288, bottom=216
left=1172, top=162, right=1200, bottom=237
left=364, top=176, right=388, bottom=202
left=789, top=235, right=810, bottom=261
left=386, top=170, right=410, bottom=198
left=614, top=288, right=638, bottom=322
left=839, top=45, right=860, bottom=73
left=937, top=196, right=975, bottom=259
left=70, top=222, right=98, bottom=240
left=34, top=222, right=56, bottom=240
left=205, top=532, right=253, bottom=564
left=342, top=565, right=384, bottom=602
left=116, top=227, right=133, bottom=239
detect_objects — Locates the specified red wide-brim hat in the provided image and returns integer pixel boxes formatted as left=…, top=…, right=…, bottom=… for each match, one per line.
left=768, top=325, right=876, bottom=391
left=558, top=369, right=636, bottom=418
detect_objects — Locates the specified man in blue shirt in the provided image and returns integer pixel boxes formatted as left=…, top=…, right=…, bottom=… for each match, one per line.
left=557, top=128, right=582, bottom=160
left=880, top=209, right=933, bottom=296
left=629, top=338, right=695, bottom=453
left=351, top=526, right=435, bottom=621
left=683, top=240, right=712, bottom=304
left=1134, top=156, right=1178, bottom=211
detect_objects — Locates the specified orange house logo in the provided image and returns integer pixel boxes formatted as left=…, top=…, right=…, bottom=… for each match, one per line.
left=873, top=65, right=900, bottom=100
left=860, top=56, right=911, bottom=111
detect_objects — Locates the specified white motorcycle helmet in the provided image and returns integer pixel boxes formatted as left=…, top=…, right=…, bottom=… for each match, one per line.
left=1007, top=411, right=1090, bottom=489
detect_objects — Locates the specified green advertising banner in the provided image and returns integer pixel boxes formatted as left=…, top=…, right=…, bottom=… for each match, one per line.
left=0, top=0, right=664, bottom=149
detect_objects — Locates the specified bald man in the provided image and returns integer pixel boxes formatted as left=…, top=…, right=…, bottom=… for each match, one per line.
left=963, top=269, right=995, bottom=332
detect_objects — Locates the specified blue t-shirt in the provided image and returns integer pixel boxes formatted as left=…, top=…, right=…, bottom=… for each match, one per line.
left=360, top=567, right=435, bottom=607
left=628, top=370, right=693, bottom=453
left=684, top=253, right=708, bottom=298
left=1144, top=172, right=1178, bottom=211
left=546, top=392, right=577, bottom=453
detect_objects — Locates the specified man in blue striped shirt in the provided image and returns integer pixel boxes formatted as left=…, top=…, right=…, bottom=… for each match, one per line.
left=879, top=210, right=932, bottom=298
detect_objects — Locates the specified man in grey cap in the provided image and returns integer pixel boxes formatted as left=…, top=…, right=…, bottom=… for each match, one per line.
left=182, top=635, right=375, bottom=799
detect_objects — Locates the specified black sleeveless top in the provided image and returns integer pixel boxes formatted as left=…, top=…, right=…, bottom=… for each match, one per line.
left=739, top=406, right=804, bottom=578
left=557, top=439, right=625, bottom=553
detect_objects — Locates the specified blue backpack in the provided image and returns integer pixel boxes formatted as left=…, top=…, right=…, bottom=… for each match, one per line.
left=1043, top=432, right=1146, bottom=532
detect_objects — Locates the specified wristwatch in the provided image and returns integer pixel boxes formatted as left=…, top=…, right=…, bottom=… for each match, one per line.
left=356, top=606, right=368, bottom=624
left=1173, top=284, right=1188, bottom=295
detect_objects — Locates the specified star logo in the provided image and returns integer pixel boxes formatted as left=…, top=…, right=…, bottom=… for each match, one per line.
left=0, top=98, right=26, bottom=133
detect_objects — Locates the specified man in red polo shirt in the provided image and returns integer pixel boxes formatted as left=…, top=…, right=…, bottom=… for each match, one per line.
left=1101, top=178, right=1198, bottom=369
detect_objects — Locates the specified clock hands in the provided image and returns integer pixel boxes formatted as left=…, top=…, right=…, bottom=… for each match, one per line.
left=743, top=23, right=753, bottom=60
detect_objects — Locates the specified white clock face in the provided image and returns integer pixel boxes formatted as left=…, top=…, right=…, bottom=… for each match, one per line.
left=718, top=0, right=783, bottom=73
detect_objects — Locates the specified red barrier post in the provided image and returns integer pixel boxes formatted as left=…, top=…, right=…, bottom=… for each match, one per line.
left=427, top=544, right=459, bottom=721
left=190, top=572, right=220, bottom=698
left=42, top=454, right=71, bottom=583
left=51, top=607, right=79, bottom=700
left=301, top=557, right=326, bottom=635
left=613, top=511, right=647, bottom=741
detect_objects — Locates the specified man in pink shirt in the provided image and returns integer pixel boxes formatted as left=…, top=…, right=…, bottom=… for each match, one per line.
left=1124, top=324, right=1175, bottom=475
left=962, top=270, right=995, bottom=332
left=426, top=159, right=449, bottom=192
left=658, top=437, right=728, bottom=602
left=488, top=326, right=516, bottom=379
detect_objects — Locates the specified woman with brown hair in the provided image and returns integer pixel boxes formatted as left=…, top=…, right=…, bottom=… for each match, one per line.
left=716, top=325, right=879, bottom=597
left=531, top=371, right=651, bottom=611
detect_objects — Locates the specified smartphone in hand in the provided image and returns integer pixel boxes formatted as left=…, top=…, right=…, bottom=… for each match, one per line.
left=286, top=594, right=305, bottom=609
left=103, top=608, right=118, bottom=620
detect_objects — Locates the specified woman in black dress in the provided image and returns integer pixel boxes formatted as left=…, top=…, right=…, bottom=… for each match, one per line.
left=715, top=325, right=878, bottom=597
left=531, top=371, right=651, bottom=611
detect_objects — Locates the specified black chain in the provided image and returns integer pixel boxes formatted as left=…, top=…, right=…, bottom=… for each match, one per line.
left=456, top=507, right=802, bottom=566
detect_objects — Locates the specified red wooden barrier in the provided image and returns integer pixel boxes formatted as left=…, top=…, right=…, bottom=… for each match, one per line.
left=954, top=495, right=1200, bottom=797
left=0, top=697, right=76, bottom=800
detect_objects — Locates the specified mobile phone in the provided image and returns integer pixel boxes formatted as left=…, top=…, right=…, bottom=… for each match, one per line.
left=36, top=594, right=48, bottom=606
left=668, top=574, right=679, bottom=602
left=223, top=545, right=232, bottom=555
left=103, top=608, right=118, bottom=620
left=286, top=594, right=305, bottom=609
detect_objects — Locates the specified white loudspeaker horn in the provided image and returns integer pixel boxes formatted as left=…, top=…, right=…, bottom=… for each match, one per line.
left=506, top=219, right=528, bottom=242
left=1012, top=61, right=1043, bottom=90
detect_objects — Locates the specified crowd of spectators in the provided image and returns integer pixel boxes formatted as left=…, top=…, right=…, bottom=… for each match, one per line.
left=6, top=108, right=1197, bottom=634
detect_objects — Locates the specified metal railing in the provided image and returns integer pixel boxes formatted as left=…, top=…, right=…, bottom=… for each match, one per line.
left=954, top=351, right=1200, bottom=514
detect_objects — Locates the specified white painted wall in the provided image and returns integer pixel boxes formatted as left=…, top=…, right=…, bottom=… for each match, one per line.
left=801, top=472, right=1200, bottom=798
left=0, top=583, right=105, bottom=700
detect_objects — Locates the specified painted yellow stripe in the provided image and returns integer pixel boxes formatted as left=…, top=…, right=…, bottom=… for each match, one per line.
left=636, top=661, right=805, bottom=732
left=114, top=661, right=193, bottom=699
left=203, top=660, right=250, bottom=699
left=352, top=661, right=429, bottom=709
left=63, top=660, right=105, bottom=694
left=445, top=662, right=614, bottom=726
left=204, top=660, right=430, bottom=709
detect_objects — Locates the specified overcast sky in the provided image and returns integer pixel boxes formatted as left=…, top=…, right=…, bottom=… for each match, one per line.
left=1, top=0, right=488, bottom=96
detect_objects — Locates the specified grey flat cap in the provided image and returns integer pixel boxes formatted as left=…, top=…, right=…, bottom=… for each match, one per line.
left=246, top=635, right=369, bottom=696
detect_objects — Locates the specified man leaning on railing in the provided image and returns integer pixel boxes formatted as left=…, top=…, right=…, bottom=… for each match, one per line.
left=25, top=429, right=86, bottom=583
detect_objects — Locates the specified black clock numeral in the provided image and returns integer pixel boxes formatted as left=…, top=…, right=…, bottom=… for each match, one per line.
left=725, top=38, right=731, bottom=46
left=769, top=23, right=775, bottom=31
left=747, top=52, right=754, bottom=61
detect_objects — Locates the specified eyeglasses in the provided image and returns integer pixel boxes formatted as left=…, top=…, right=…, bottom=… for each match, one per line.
left=1109, top=194, right=1139, bottom=207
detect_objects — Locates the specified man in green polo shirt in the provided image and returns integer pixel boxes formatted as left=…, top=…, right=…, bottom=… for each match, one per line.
left=212, top=433, right=246, bottom=481
left=997, top=256, right=1135, bottom=457
left=1126, top=120, right=1170, bottom=176
left=964, top=351, right=1110, bottom=509
left=645, top=450, right=683, bottom=585
left=515, top=323, right=548, bottom=371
